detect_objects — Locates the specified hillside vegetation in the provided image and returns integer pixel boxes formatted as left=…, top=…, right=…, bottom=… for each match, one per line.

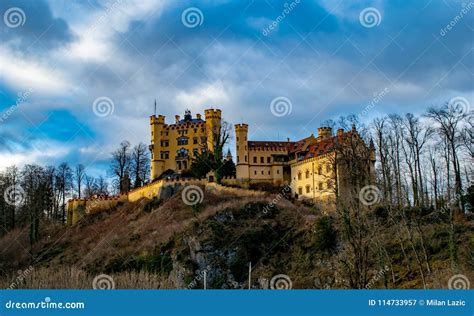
left=0, top=186, right=472, bottom=289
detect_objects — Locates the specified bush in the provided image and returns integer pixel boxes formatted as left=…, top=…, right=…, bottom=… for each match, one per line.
left=313, top=216, right=337, bottom=253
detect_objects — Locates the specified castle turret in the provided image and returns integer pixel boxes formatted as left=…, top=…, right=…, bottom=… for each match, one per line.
left=205, top=109, right=222, bottom=152
left=317, top=127, right=333, bottom=139
left=150, top=114, right=165, bottom=180
left=235, top=123, right=249, bottom=181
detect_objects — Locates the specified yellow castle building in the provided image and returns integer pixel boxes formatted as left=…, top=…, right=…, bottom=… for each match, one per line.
left=149, top=109, right=222, bottom=180
left=149, top=107, right=375, bottom=206
left=235, top=122, right=376, bottom=207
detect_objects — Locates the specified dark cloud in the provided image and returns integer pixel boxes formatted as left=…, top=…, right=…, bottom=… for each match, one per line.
left=0, top=0, right=74, bottom=51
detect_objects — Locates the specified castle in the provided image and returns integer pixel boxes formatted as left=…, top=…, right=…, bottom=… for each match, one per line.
left=149, top=108, right=375, bottom=207
left=67, top=107, right=375, bottom=225
left=149, top=109, right=222, bottom=180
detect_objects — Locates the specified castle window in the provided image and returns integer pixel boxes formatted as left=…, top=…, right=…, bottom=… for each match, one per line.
left=194, top=128, right=197, bottom=133
left=193, top=137, right=198, bottom=144
left=326, top=164, right=331, bottom=173
left=160, top=151, right=169, bottom=159
left=277, top=170, right=280, bottom=174
left=268, top=170, right=271, bottom=175
left=177, top=137, right=188, bottom=146
left=306, top=185, right=311, bottom=193
left=201, top=136, right=206, bottom=144
left=318, top=166, right=322, bottom=175
left=176, top=148, right=188, bottom=157
left=260, top=157, right=264, bottom=163
left=318, top=182, right=323, bottom=190
left=237, top=145, right=239, bottom=150
left=305, top=170, right=310, bottom=179
left=237, top=156, right=240, bottom=163
left=237, top=137, right=239, bottom=142
left=254, top=170, right=257, bottom=175
left=298, top=187, right=303, bottom=195
left=298, top=172, right=302, bottom=180
left=245, top=146, right=247, bottom=150
left=245, top=156, right=247, bottom=162
left=253, top=157, right=257, bottom=163
left=261, top=170, right=264, bottom=175
left=201, top=128, right=205, bottom=133
left=193, top=149, right=199, bottom=157
left=161, top=140, right=169, bottom=147
left=267, top=157, right=271, bottom=163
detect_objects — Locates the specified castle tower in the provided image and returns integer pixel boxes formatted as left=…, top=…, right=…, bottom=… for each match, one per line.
left=150, top=114, right=165, bottom=180
left=317, top=127, right=333, bottom=139
left=235, top=123, right=249, bottom=181
left=204, top=109, right=222, bottom=153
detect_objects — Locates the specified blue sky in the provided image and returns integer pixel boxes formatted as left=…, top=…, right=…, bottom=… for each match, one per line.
left=0, top=0, right=472, bottom=175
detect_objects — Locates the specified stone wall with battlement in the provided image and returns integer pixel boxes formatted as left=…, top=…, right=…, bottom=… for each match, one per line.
left=67, top=178, right=206, bottom=225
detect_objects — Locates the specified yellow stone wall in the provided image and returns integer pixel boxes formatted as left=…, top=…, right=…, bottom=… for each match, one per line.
left=67, top=179, right=206, bottom=225
left=289, top=154, right=336, bottom=202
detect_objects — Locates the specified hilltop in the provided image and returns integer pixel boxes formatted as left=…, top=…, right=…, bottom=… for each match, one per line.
left=0, top=186, right=472, bottom=289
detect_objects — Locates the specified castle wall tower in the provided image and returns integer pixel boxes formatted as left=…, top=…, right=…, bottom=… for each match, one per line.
left=204, top=109, right=222, bottom=153
left=235, top=123, right=249, bottom=181
left=317, top=127, right=333, bottom=140
left=150, top=114, right=165, bottom=180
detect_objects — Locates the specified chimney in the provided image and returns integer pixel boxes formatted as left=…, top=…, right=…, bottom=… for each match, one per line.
left=337, top=128, right=344, bottom=137
left=175, top=115, right=180, bottom=123
left=196, top=113, right=201, bottom=120
left=287, top=137, right=290, bottom=142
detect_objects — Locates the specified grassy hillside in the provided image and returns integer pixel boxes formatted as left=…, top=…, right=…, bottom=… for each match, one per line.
left=0, top=187, right=472, bottom=289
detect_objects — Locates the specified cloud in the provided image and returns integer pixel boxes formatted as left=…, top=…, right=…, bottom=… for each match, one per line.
left=0, top=0, right=472, bottom=172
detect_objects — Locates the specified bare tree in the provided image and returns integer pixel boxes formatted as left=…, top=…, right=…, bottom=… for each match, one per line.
left=131, top=143, right=150, bottom=188
left=426, top=104, right=466, bottom=212
left=74, top=164, right=86, bottom=199
left=110, top=140, right=132, bottom=193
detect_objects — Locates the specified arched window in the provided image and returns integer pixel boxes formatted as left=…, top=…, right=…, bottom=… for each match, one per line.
left=298, top=172, right=302, bottom=180
left=305, top=170, right=310, bottom=179
left=318, top=166, right=322, bottom=175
